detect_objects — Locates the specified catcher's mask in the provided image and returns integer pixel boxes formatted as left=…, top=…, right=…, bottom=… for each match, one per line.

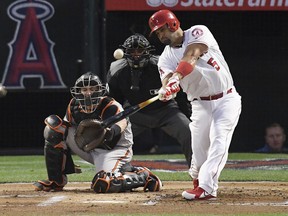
left=70, top=72, right=107, bottom=113
left=121, top=33, right=155, bottom=69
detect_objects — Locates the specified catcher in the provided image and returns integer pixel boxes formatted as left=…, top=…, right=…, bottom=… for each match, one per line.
left=33, top=72, right=162, bottom=193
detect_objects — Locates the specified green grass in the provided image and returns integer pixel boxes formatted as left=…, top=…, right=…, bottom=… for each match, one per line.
left=228, top=153, right=288, bottom=160
left=1, top=153, right=287, bottom=216
left=0, top=153, right=288, bottom=183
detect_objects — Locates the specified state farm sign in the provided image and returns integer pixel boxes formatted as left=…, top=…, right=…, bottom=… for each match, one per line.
left=106, top=0, right=288, bottom=11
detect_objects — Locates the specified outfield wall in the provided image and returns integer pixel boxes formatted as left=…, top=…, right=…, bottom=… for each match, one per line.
left=0, top=0, right=287, bottom=153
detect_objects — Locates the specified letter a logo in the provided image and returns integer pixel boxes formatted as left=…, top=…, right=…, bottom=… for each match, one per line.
left=2, top=0, right=66, bottom=89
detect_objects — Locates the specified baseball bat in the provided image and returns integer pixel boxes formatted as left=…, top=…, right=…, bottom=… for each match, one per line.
left=101, top=95, right=159, bottom=128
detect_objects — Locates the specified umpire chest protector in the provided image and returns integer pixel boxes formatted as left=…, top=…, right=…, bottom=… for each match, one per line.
left=108, top=58, right=174, bottom=111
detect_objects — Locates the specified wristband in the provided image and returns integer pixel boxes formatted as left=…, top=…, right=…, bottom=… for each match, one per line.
left=176, top=61, right=194, bottom=77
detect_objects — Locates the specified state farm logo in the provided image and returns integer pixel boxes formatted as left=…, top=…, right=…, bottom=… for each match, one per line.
left=145, top=0, right=288, bottom=8
left=146, top=0, right=178, bottom=7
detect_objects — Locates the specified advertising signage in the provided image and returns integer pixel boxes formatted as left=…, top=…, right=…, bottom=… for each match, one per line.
left=106, top=0, right=288, bottom=11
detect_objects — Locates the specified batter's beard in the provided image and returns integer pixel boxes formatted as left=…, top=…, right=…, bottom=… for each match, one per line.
left=161, top=38, right=171, bottom=45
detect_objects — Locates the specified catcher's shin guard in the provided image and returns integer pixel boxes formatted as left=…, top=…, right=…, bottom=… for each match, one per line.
left=91, top=171, right=122, bottom=193
left=138, top=167, right=163, bottom=192
left=91, top=170, right=148, bottom=193
left=91, top=167, right=162, bottom=193
left=122, top=171, right=147, bottom=191
left=64, top=148, right=81, bottom=174
left=44, top=142, right=67, bottom=185
left=42, top=114, right=77, bottom=185
left=123, top=166, right=162, bottom=192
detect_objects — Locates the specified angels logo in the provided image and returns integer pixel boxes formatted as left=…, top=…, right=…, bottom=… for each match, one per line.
left=2, top=0, right=66, bottom=89
left=192, top=28, right=204, bottom=39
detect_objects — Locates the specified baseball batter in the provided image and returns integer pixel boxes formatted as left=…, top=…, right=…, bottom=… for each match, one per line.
left=33, top=72, right=162, bottom=193
left=149, top=10, right=242, bottom=200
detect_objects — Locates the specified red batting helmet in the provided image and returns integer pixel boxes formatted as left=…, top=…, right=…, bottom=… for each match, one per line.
left=149, top=10, right=180, bottom=36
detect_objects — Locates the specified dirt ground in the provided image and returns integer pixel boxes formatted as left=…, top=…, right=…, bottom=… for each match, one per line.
left=1, top=181, right=288, bottom=215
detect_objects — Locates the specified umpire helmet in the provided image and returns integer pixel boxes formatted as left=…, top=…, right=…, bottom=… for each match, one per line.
left=70, top=72, right=107, bottom=113
left=121, top=33, right=154, bottom=68
left=149, top=10, right=180, bottom=36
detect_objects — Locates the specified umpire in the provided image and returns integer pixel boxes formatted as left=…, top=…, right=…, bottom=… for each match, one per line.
left=107, top=33, right=192, bottom=167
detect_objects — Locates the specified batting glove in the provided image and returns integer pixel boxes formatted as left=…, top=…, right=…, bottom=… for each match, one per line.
left=158, top=87, right=176, bottom=101
left=166, top=76, right=180, bottom=94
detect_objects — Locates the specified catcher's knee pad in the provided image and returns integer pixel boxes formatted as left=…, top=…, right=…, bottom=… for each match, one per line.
left=43, top=115, right=69, bottom=146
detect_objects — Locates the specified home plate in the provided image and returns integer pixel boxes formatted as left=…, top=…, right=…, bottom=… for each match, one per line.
left=37, top=195, right=67, bottom=206
left=82, top=200, right=127, bottom=204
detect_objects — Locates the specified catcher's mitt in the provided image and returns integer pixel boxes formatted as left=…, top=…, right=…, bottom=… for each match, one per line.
left=75, top=119, right=106, bottom=152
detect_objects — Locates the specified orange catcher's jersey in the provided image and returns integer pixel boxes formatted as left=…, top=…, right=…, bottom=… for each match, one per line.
left=64, top=96, right=133, bottom=148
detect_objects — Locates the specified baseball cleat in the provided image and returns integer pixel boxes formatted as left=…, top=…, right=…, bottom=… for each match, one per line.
left=193, top=179, right=199, bottom=189
left=33, top=180, right=65, bottom=192
left=182, top=187, right=216, bottom=200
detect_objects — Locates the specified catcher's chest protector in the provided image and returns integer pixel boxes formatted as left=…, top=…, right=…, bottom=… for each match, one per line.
left=71, top=97, right=114, bottom=124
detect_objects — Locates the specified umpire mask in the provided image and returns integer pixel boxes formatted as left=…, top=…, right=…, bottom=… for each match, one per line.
left=70, top=72, right=107, bottom=113
left=121, top=33, right=154, bottom=69
left=121, top=33, right=155, bottom=91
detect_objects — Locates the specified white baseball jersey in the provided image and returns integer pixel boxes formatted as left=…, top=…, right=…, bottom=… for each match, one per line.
left=158, top=25, right=234, bottom=101
left=158, top=25, right=242, bottom=195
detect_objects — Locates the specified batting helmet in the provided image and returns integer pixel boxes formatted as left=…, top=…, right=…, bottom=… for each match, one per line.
left=70, top=72, right=107, bottom=113
left=149, top=10, right=180, bottom=36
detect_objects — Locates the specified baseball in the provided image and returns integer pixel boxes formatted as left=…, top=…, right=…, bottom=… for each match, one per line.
left=0, top=85, right=7, bottom=97
left=113, top=49, right=124, bottom=59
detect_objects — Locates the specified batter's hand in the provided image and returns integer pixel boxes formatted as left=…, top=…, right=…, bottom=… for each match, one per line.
left=158, top=76, right=180, bottom=101
left=158, top=87, right=176, bottom=101
left=166, top=76, right=180, bottom=94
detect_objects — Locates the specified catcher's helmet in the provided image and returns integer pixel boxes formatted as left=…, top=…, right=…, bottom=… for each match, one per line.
left=70, top=72, right=107, bottom=113
left=121, top=33, right=154, bottom=68
left=149, top=10, right=180, bottom=36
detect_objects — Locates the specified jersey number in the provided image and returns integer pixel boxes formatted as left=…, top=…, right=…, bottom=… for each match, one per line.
left=207, top=58, right=220, bottom=71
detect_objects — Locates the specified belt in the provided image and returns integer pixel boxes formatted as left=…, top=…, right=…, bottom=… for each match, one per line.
left=194, top=88, right=232, bottom=101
